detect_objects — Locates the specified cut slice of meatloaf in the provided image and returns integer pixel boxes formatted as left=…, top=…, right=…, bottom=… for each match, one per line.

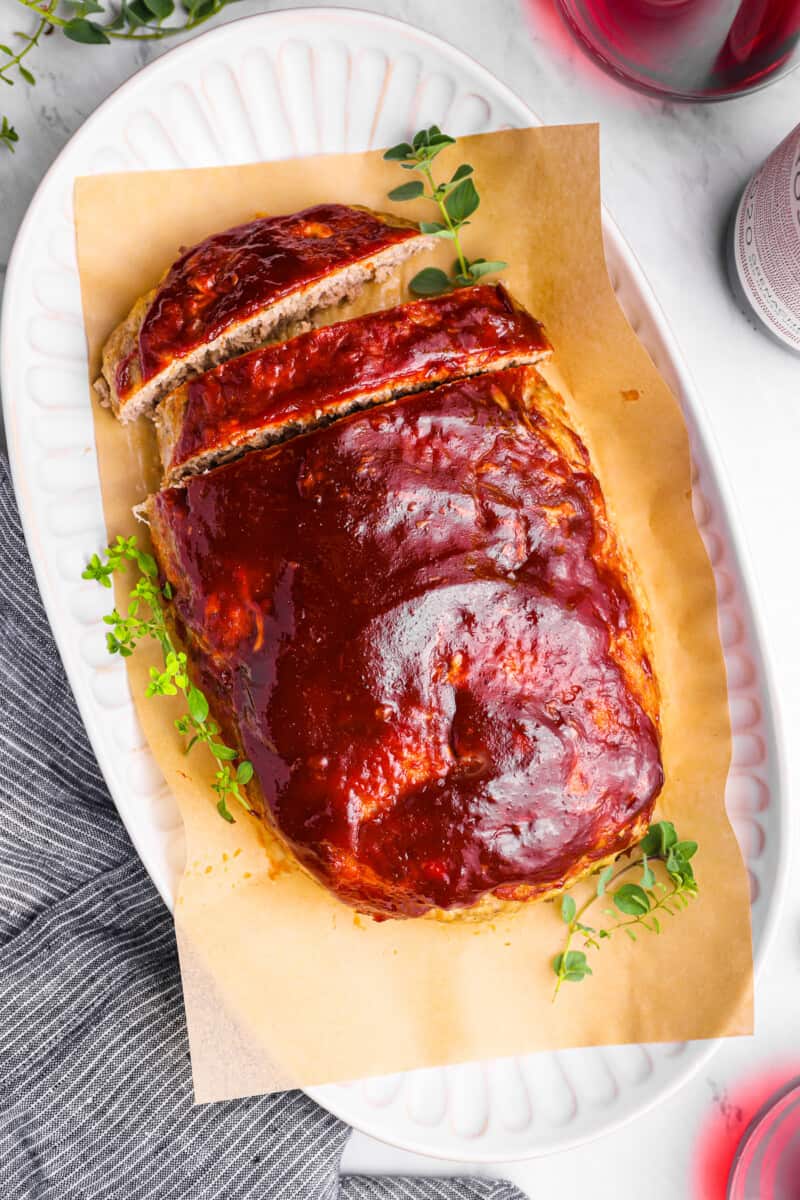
left=143, top=366, right=663, bottom=920
left=155, top=284, right=552, bottom=483
left=96, top=204, right=434, bottom=422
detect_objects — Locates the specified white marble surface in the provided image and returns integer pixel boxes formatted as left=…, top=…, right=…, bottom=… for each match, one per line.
left=2, top=0, right=799, bottom=1194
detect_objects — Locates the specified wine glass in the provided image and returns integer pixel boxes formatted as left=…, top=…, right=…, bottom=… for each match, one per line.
left=727, top=1076, right=800, bottom=1199
left=555, top=0, right=800, bottom=100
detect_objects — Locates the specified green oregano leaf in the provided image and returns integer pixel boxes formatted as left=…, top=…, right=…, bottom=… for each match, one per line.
left=444, top=177, right=479, bottom=223
left=596, top=865, right=614, bottom=896
left=613, top=883, right=651, bottom=916
left=63, top=19, right=111, bottom=44
left=409, top=267, right=452, bottom=296
left=467, top=258, right=507, bottom=279
left=187, top=686, right=209, bottom=724
left=383, top=142, right=413, bottom=161
left=553, top=950, right=592, bottom=982
left=236, top=761, right=254, bottom=785
left=388, top=180, right=424, bottom=202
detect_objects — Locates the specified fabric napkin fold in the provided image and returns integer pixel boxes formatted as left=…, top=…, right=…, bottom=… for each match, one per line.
left=0, top=456, right=526, bottom=1200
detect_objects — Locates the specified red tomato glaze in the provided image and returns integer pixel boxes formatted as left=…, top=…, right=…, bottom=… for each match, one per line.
left=167, top=284, right=550, bottom=476
left=154, top=368, right=663, bottom=917
left=117, top=204, right=419, bottom=397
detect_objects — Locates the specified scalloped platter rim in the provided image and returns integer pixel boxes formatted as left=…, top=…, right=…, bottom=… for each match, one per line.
left=1, top=7, right=787, bottom=1163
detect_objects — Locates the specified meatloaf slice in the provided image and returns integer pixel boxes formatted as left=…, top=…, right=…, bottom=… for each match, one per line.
left=96, top=204, right=434, bottom=422
left=155, top=284, right=551, bottom=483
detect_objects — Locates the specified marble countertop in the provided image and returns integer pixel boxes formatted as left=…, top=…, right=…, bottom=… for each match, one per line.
left=2, top=1, right=799, bottom=1194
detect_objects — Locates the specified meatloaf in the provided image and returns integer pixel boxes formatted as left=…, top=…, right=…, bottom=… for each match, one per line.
left=145, top=364, right=663, bottom=919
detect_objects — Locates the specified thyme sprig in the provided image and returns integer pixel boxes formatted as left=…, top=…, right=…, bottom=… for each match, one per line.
left=0, top=114, right=19, bottom=150
left=384, top=125, right=506, bottom=297
left=83, top=535, right=254, bottom=823
left=14, top=0, right=237, bottom=43
left=552, top=821, right=699, bottom=999
left=0, top=10, right=49, bottom=88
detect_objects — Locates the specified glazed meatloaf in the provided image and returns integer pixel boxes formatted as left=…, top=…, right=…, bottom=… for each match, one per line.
left=96, top=204, right=433, bottom=421
left=145, top=363, right=663, bottom=919
left=155, top=284, right=552, bottom=483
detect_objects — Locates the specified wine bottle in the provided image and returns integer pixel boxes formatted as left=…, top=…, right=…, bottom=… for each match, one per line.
left=727, top=122, right=800, bottom=354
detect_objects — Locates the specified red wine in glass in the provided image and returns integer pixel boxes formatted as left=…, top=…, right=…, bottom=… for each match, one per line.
left=727, top=1077, right=800, bottom=1199
left=555, top=0, right=800, bottom=100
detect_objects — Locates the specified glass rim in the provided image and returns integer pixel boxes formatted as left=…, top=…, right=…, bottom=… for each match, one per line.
left=554, top=1, right=800, bottom=104
left=726, top=1075, right=800, bottom=1198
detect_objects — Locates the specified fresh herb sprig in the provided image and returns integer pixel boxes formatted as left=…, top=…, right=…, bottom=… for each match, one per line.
left=0, top=114, right=19, bottom=151
left=83, top=535, right=254, bottom=823
left=13, top=0, right=236, bottom=44
left=0, top=10, right=49, bottom=87
left=2, top=0, right=240, bottom=148
left=384, top=125, right=506, bottom=297
left=552, top=821, right=699, bottom=999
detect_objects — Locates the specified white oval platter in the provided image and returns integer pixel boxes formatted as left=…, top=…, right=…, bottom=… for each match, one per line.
left=1, top=6, right=786, bottom=1163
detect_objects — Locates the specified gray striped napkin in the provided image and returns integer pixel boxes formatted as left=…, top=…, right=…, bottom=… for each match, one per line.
left=0, top=456, right=525, bottom=1200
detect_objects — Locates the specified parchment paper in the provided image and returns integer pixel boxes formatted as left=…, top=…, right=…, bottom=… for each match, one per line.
left=74, top=125, right=753, bottom=1102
